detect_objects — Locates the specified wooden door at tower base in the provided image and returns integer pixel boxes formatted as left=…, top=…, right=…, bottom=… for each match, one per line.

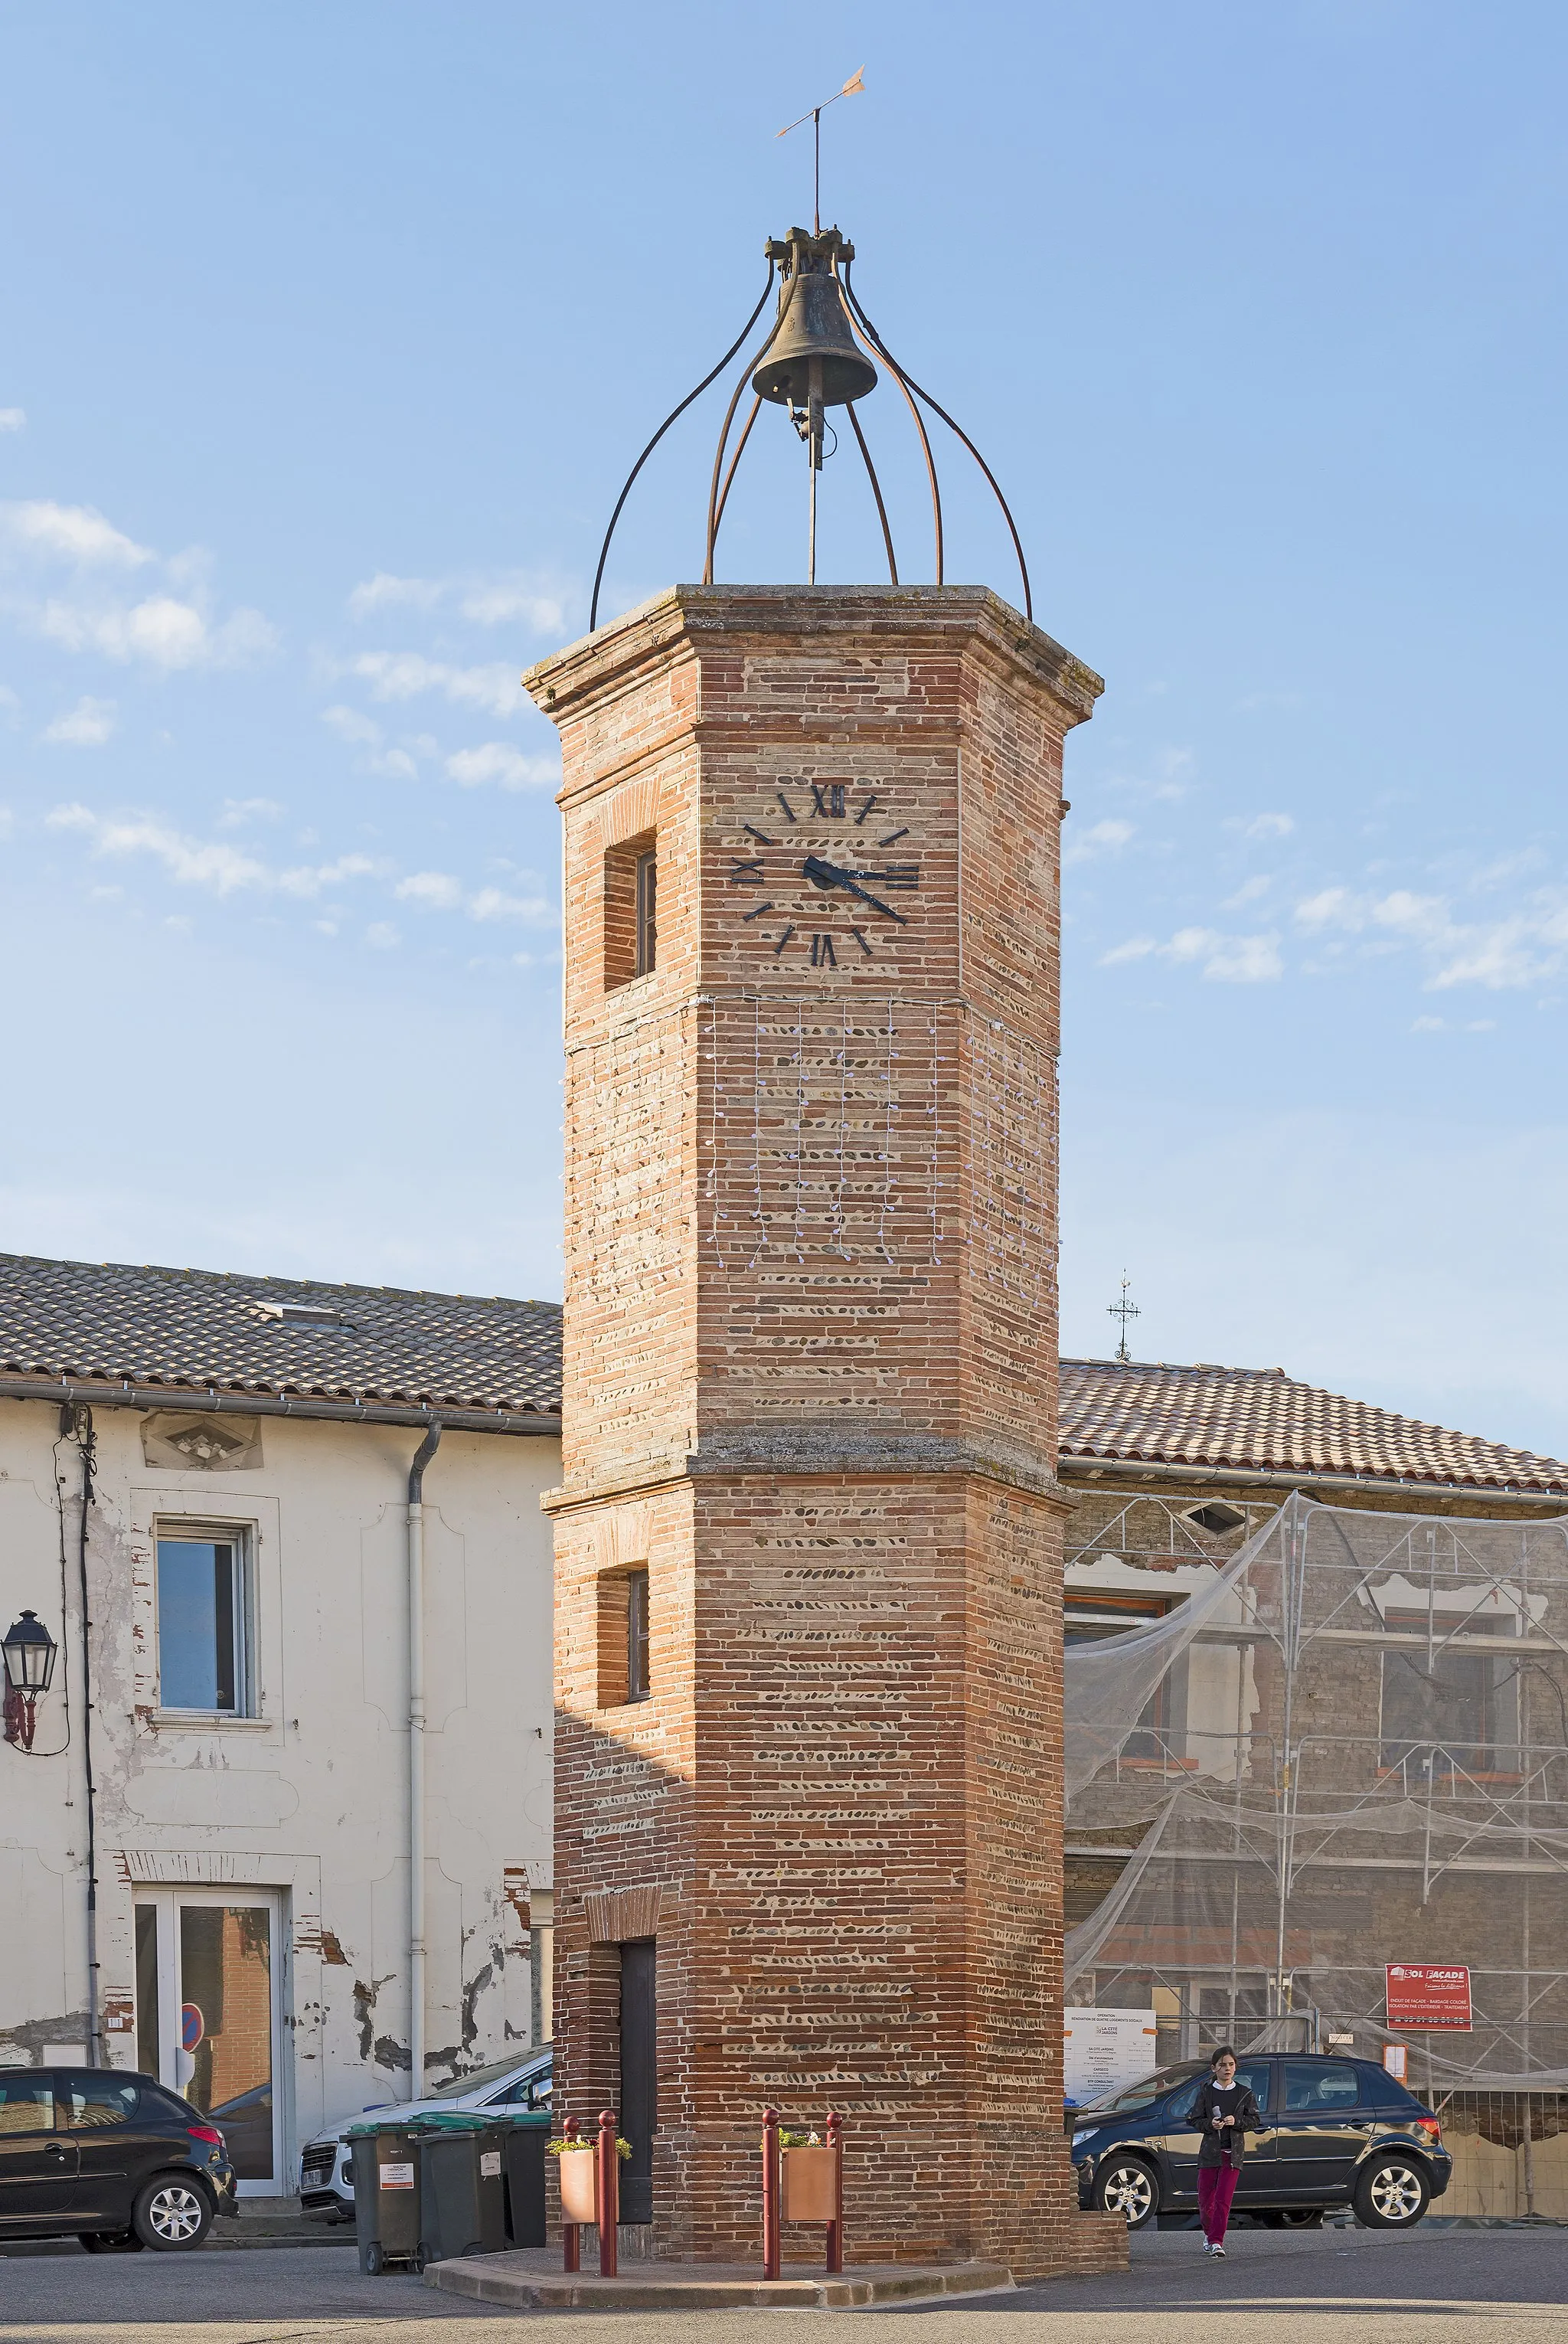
left=619, top=1940, right=655, bottom=2224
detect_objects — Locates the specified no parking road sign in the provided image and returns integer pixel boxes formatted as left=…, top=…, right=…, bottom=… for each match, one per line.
left=1386, top=1963, right=1472, bottom=2030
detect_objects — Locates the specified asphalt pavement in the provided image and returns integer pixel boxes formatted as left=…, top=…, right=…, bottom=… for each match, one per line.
left=0, top=2222, right=1564, bottom=2342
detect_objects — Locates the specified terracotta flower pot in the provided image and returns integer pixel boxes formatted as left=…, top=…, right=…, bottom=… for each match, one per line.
left=781, top=2144, right=838, bottom=2224
left=557, top=2149, right=599, bottom=2225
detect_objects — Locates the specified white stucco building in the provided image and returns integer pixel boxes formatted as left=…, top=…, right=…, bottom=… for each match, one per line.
left=0, top=1253, right=563, bottom=2194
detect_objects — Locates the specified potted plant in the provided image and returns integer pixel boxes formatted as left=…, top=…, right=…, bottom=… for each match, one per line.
left=549, top=2133, right=632, bottom=2226
left=779, top=2129, right=838, bottom=2224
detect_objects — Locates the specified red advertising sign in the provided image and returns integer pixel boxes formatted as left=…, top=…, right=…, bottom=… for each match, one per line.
left=1385, top=1963, right=1472, bottom=2030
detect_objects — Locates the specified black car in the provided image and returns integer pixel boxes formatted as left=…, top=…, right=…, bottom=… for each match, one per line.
left=0, top=2068, right=239, bottom=2251
left=1069, top=2052, right=1452, bottom=2230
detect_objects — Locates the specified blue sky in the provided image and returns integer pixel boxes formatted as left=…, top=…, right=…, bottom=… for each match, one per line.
left=2, top=2, right=1564, bottom=1456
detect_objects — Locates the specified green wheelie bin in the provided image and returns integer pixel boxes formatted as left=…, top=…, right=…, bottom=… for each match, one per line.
left=414, top=2110, right=508, bottom=2264
left=348, top=2121, right=423, bottom=2274
left=498, top=2109, right=551, bottom=2248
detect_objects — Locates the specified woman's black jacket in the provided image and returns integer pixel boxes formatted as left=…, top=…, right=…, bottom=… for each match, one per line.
left=1191, top=2078, right=1265, bottom=2169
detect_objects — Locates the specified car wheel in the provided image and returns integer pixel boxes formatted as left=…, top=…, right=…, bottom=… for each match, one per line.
left=1093, top=2156, right=1160, bottom=2228
left=132, top=2176, right=214, bottom=2251
left=1354, top=2157, right=1429, bottom=2229
left=80, top=2228, right=144, bottom=2253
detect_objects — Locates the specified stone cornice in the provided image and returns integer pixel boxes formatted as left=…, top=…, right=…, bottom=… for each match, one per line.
left=524, top=583, right=1104, bottom=733
left=543, top=1427, right=1075, bottom=1516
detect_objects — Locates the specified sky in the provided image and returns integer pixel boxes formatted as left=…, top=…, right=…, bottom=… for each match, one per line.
left=1, top=1, right=1564, bottom=1457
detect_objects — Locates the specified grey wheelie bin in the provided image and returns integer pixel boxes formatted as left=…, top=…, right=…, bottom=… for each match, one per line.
left=348, top=2121, right=423, bottom=2274
left=498, top=2109, right=550, bottom=2248
left=415, top=2110, right=508, bottom=2264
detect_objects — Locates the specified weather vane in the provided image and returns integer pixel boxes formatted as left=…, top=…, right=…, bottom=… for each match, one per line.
left=777, top=67, right=864, bottom=238
left=1108, top=1273, right=1141, bottom=1364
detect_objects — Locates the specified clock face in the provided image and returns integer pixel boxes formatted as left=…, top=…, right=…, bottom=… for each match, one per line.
left=723, top=778, right=919, bottom=970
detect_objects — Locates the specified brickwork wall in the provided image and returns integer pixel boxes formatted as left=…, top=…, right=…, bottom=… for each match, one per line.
left=533, top=587, right=1123, bottom=2281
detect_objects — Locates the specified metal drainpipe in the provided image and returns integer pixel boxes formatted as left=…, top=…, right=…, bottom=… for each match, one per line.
left=406, top=1420, right=441, bottom=2104
left=62, top=1404, right=103, bottom=2067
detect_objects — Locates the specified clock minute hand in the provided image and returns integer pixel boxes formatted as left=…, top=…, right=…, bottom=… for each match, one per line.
left=801, top=854, right=906, bottom=924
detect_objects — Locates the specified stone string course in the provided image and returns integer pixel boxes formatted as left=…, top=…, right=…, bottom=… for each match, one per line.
left=528, top=585, right=1125, bottom=2282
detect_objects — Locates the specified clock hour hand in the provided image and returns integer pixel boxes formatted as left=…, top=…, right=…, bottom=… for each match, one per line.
left=801, top=854, right=906, bottom=924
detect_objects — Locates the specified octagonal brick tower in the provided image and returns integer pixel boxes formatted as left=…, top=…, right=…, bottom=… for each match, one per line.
left=525, top=583, right=1122, bottom=2280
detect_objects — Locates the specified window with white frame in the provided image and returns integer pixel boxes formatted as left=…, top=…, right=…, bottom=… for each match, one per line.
left=155, top=1526, right=256, bottom=1715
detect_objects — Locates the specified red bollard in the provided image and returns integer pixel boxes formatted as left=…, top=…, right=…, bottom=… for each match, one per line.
left=562, top=2117, right=580, bottom=2271
left=825, top=2110, right=844, bottom=2274
left=597, top=2110, right=619, bottom=2278
left=761, top=2107, right=781, bottom=2281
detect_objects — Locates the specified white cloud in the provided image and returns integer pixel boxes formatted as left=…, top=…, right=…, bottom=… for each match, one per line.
left=47, top=803, right=384, bottom=899
left=1223, top=875, right=1272, bottom=909
left=1100, top=925, right=1282, bottom=982
left=0, top=410, right=24, bottom=433
left=218, top=797, right=284, bottom=828
left=444, top=741, right=557, bottom=791
left=347, top=574, right=443, bottom=618
left=321, top=704, right=383, bottom=746
left=1295, top=878, right=1568, bottom=991
left=346, top=652, right=520, bottom=718
left=1063, top=816, right=1134, bottom=868
left=347, top=569, right=570, bottom=633
left=394, top=868, right=554, bottom=924
left=0, top=499, right=276, bottom=673
left=456, top=580, right=569, bottom=631
left=1229, top=811, right=1295, bottom=841
left=34, top=593, right=276, bottom=671
left=396, top=871, right=465, bottom=911
left=364, top=922, right=400, bottom=950
left=2, top=499, right=151, bottom=567
left=43, top=695, right=116, bottom=746
left=469, top=885, right=553, bottom=923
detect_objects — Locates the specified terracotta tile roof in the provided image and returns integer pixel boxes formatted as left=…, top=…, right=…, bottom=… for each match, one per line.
left=0, top=1253, right=562, bottom=1424
left=1060, top=1356, right=1568, bottom=1496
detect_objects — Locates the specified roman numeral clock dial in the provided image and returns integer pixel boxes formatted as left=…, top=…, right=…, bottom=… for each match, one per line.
left=725, top=783, right=919, bottom=971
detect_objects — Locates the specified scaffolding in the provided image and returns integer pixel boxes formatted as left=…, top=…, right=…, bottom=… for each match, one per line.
left=1064, top=1494, right=1568, bottom=2106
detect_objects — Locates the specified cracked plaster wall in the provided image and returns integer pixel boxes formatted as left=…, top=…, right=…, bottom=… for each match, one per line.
left=0, top=1399, right=557, bottom=2166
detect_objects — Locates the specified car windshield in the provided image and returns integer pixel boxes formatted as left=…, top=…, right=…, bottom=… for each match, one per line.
left=426, top=2058, right=544, bottom=2102
left=1072, top=2063, right=1204, bottom=2119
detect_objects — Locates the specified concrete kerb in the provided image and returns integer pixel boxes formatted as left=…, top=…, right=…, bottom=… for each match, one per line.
left=425, top=2254, right=1017, bottom=2310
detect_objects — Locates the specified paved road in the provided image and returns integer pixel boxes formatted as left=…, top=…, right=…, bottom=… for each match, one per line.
left=1, top=2225, right=1564, bottom=2342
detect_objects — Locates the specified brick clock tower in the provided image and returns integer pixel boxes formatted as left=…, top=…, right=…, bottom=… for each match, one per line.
left=525, top=580, right=1119, bottom=2279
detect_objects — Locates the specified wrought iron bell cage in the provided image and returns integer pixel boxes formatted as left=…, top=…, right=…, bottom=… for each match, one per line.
left=589, top=224, right=1034, bottom=632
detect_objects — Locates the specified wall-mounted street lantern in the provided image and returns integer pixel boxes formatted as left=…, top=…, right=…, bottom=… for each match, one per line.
left=3, top=1610, right=58, bottom=1751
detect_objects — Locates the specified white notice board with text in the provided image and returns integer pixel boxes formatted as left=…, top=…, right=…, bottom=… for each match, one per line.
left=1063, top=2007, right=1160, bottom=2107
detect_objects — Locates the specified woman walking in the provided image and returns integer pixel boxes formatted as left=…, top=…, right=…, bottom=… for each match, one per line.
left=1191, top=2045, right=1262, bottom=2257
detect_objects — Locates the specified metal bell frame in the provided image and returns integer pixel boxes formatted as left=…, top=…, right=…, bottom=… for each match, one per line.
left=587, top=227, right=1033, bottom=633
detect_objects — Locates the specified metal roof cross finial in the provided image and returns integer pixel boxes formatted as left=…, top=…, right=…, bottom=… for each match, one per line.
left=1108, top=1272, right=1141, bottom=1364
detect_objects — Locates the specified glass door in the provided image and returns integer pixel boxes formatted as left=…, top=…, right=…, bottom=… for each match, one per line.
left=132, top=1888, right=282, bottom=2192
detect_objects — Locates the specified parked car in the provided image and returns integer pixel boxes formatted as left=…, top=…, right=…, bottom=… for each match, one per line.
left=1070, top=2052, right=1451, bottom=2230
left=0, top=2068, right=238, bottom=2252
left=298, top=2048, right=553, bottom=2221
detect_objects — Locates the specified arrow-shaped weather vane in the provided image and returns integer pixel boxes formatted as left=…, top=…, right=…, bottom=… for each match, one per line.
left=778, top=67, right=865, bottom=235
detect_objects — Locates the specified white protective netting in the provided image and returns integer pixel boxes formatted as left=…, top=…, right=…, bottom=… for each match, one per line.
left=1063, top=1496, right=1568, bottom=2088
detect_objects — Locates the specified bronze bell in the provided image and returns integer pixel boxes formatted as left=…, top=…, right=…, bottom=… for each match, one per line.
left=753, top=227, right=877, bottom=409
